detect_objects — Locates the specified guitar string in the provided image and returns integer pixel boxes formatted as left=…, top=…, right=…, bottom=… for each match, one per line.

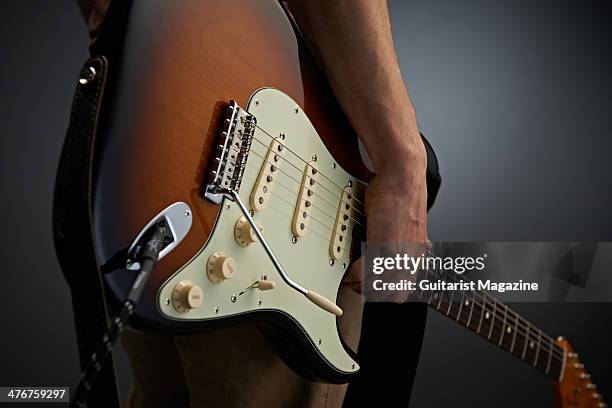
left=416, top=265, right=565, bottom=361
left=420, top=265, right=565, bottom=360
left=238, top=143, right=366, bottom=227
left=243, top=147, right=564, bottom=361
left=252, top=122, right=367, bottom=207
left=244, top=138, right=363, bottom=219
left=233, top=198, right=565, bottom=365
left=248, top=186, right=346, bottom=246
left=417, top=283, right=566, bottom=364
left=246, top=167, right=363, bottom=252
left=244, top=145, right=366, bottom=226
left=242, top=170, right=358, bottom=247
left=244, top=166, right=361, bottom=245
left=244, top=165, right=564, bottom=364
left=246, top=135, right=367, bottom=219
left=238, top=120, right=564, bottom=362
left=425, top=289, right=566, bottom=363
left=241, top=175, right=361, bottom=264
left=238, top=172, right=565, bottom=363
left=251, top=125, right=367, bottom=212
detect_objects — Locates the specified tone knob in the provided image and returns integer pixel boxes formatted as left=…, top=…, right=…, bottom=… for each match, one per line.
left=234, top=217, right=264, bottom=247
left=172, top=280, right=203, bottom=313
left=207, top=251, right=236, bottom=283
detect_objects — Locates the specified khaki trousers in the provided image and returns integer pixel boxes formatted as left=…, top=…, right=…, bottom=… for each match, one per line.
left=122, top=287, right=363, bottom=408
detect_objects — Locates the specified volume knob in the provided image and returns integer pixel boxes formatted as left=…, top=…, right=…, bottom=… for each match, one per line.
left=172, top=280, right=203, bottom=313
left=234, top=217, right=264, bottom=247
left=207, top=251, right=236, bottom=283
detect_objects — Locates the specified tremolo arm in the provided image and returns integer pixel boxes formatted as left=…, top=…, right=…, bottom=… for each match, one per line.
left=204, top=101, right=343, bottom=317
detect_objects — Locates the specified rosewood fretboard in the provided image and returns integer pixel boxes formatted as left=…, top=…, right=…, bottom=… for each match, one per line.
left=414, top=266, right=566, bottom=381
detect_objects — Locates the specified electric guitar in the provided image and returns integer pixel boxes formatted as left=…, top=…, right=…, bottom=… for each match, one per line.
left=60, top=0, right=605, bottom=406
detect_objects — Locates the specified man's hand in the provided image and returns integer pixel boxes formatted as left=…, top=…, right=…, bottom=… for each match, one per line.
left=363, top=154, right=428, bottom=245
left=343, top=146, right=429, bottom=299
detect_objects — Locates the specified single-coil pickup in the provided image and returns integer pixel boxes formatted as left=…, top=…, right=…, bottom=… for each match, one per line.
left=330, top=187, right=354, bottom=260
left=292, top=161, right=319, bottom=237
left=250, top=138, right=283, bottom=212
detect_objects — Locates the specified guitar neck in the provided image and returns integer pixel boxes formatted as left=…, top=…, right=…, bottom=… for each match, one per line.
left=415, top=267, right=566, bottom=382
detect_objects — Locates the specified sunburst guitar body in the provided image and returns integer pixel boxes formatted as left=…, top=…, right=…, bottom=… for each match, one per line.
left=71, top=0, right=606, bottom=405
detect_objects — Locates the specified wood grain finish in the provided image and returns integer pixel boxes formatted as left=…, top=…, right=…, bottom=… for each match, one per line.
left=92, top=0, right=368, bottom=328
left=555, top=338, right=607, bottom=408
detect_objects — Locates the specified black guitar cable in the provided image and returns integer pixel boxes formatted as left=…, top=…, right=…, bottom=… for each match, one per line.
left=70, top=221, right=170, bottom=408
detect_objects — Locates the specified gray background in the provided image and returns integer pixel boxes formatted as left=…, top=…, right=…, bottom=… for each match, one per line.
left=0, top=0, right=610, bottom=407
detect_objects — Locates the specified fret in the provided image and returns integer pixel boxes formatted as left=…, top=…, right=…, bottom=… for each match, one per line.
left=469, top=296, right=484, bottom=332
left=453, top=293, right=465, bottom=322
left=545, top=341, right=554, bottom=375
left=524, top=330, right=539, bottom=364
left=466, top=291, right=476, bottom=328
left=423, top=285, right=566, bottom=382
left=455, top=290, right=465, bottom=321
left=509, top=311, right=519, bottom=354
left=536, top=339, right=552, bottom=373
left=487, top=300, right=509, bottom=349
left=487, top=301, right=497, bottom=340
left=511, top=321, right=526, bottom=360
left=548, top=346, right=565, bottom=381
left=446, top=288, right=455, bottom=315
left=476, top=296, right=486, bottom=334
left=522, top=323, right=531, bottom=360
left=427, top=274, right=436, bottom=305
left=533, top=331, right=542, bottom=367
left=498, top=306, right=508, bottom=346
left=480, top=298, right=498, bottom=340
left=493, top=305, right=507, bottom=347
left=499, top=311, right=517, bottom=353
left=426, top=269, right=437, bottom=305
left=443, top=291, right=455, bottom=316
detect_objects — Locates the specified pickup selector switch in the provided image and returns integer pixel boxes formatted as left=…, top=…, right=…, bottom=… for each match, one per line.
left=207, top=251, right=237, bottom=283
left=234, top=217, right=264, bottom=247
left=172, top=280, right=203, bottom=313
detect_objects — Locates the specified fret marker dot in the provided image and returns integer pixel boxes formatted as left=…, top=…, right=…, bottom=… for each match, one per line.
left=485, top=312, right=490, bottom=319
left=464, top=300, right=470, bottom=306
left=506, top=326, right=512, bottom=334
left=530, top=341, right=535, bottom=348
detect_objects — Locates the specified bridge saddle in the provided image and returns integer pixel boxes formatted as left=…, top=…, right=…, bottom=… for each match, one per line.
left=204, top=101, right=255, bottom=204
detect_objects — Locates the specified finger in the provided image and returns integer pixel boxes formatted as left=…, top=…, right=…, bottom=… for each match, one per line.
left=341, top=259, right=365, bottom=294
left=342, top=258, right=364, bottom=284
left=340, top=280, right=362, bottom=294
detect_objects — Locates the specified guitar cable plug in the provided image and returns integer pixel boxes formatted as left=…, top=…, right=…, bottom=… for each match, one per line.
left=70, top=221, right=171, bottom=408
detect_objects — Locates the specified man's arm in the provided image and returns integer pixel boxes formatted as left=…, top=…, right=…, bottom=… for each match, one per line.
left=76, top=0, right=428, bottom=288
left=285, top=0, right=428, bottom=289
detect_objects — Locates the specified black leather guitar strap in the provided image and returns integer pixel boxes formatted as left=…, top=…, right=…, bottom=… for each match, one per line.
left=53, top=1, right=133, bottom=407
left=53, top=55, right=121, bottom=408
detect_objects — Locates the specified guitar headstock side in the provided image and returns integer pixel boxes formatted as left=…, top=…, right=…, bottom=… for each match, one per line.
left=555, top=337, right=607, bottom=408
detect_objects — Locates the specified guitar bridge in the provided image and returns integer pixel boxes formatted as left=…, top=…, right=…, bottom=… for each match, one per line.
left=204, top=101, right=256, bottom=204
